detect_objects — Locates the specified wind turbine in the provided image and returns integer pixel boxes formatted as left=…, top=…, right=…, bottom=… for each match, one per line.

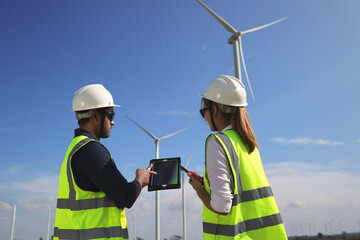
left=328, top=219, right=334, bottom=235
left=1, top=199, right=16, bottom=240
left=306, top=222, right=313, bottom=236
left=323, top=222, right=329, bottom=235
left=182, top=151, right=193, bottom=240
left=337, top=220, right=342, bottom=234
left=46, top=203, right=51, bottom=240
left=126, top=116, right=190, bottom=240
left=196, top=0, right=287, bottom=100
left=126, top=211, right=136, bottom=240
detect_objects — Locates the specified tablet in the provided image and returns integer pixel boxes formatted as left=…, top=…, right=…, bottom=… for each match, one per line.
left=148, top=157, right=181, bottom=191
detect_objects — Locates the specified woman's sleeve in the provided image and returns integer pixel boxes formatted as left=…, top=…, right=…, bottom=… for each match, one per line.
left=206, top=137, right=233, bottom=213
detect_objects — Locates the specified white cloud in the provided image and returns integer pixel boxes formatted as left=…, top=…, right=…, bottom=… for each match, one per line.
left=266, top=161, right=360, bottom=235
left=0, top=201, right=13, bottom=211
left=246, top=51, right=261, bottom=59
left=201, top=43, right=207, bottom=51
left=0, top=173, right=58, bottom=211
left=329, top=159, right=348, bottom=166
left=20, top=195, right=56, bottom=211
left=287, top=200, right=307, bottom=210
left=10, top=176, right=59, bottom=195
left=0, top=126, right=30, bottom=133
left=7, top=165, right=24, bottom=175
left=271, top=137, right=344, bottom=146
left=200, top=43, right=209, bottom=58
left=0, top=126, right=20, bottom=133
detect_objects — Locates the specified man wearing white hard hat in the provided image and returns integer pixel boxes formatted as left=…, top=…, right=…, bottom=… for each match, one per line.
left=54, top=84, right=156, bottom=240
left=188, top=75, right=287, bottom=239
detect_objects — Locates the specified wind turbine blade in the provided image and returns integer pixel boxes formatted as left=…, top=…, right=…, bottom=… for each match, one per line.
left=239, top=37, right=255, bottom=100
left=242, top=17, right=287, bottom=35
left=184, top=151, right=194, bottom=168
left=126, top=116, right=158, bottom=140
left=196, top=0, right=238, bottom=34
left=159, top=126, right=191, bottom=141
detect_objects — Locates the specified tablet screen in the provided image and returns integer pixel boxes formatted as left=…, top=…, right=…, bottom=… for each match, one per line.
left=148, top=157, right=181, bottom=191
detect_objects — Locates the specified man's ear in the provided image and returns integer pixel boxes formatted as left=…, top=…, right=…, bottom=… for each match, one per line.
left=91, top=110, right=98, bottom=122
left=212, top=105, right=219, bottom=117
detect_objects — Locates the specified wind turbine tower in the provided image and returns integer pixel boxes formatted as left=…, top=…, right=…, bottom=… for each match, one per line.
left=182, top=152, right=193, bottom=240
left=196, top=0, right=287, bottom=100
left=126, top=211, right=136, bottom=240
left=127, top=116, right=190, bottom=240
left=1, top=200, right=16, bottom=240
left=46, top=204, right=51, bottom=240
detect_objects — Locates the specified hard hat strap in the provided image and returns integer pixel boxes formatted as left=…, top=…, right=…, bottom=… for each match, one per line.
left=96, top=108, right=106, bottom=139
left=209, top=101, right=219, bottom=132
left=100, top=113, right=105, bottom=139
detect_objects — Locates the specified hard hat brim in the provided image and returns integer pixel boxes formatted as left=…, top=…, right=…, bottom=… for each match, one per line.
left=72, top=104, right=121, bottom=112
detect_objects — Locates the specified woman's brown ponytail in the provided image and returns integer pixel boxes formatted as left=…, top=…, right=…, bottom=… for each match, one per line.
left=232, top=107, right=258, bottom=153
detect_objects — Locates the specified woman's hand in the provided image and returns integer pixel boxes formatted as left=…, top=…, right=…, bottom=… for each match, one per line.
left=188, top=172, right=204, bottom=192
left=187, top=172, right=228, bottom=215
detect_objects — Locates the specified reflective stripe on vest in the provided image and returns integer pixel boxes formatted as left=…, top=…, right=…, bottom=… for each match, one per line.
left=54, top=136, right=128, bottom=240
left=203, top=131, right=287, bottom=239
left=56, top=197, right=117, bottom=210
left=233, top=186, right=273, bottom=205
left=54, top=226, right=129, bottom=240
left=203, top=213, right=283, bottom=236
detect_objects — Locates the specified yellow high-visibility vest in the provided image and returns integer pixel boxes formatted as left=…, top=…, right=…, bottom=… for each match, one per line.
left=203, top=130, right=287, bottom=240
left=54, top=135, right=128, bottom=240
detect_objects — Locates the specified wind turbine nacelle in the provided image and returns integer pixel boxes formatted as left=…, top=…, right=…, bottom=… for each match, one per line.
left=227, top=32, right=241, bottom=45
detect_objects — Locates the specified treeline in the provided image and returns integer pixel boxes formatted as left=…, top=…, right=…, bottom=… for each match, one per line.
left=289, top=231, right=360, bottom=240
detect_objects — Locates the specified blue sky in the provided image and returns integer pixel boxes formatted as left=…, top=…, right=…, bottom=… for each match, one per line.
left=1, top=0, right=360, bottom=239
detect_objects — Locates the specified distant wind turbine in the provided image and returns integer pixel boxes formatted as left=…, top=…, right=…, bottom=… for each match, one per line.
left=126, top=211, right=136, bottom=240
left=196, top=0, right=287, bottom=100
left=46, top=203, right=51, bottom=240
left=323, top=222, right=329, bottom=235
left=306, top=222, right=313, bottom=236
left=182, top=151, right=193, bottom=240
left=328, top=219, right=334, bottom=235
left=126, top=116, right=190, bottom=240
left=1, top=199, right=16, bottom=240
left=337, top=220, right=342, bottom=234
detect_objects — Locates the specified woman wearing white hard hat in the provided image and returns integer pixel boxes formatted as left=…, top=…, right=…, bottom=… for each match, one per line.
left=188, top=75, right=287, bottom=239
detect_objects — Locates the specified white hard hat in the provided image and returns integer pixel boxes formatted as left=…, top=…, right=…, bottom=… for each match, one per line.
left=200, top=75, right=248, bottom=107
left=72, top=84, right=120, bottom=112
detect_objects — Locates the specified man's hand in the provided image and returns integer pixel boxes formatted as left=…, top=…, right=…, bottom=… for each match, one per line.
left=135, top=163, right=157, bottom=188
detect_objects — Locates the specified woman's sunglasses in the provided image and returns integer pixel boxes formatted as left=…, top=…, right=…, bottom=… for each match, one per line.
left=199, top=107, right=210, bottom=118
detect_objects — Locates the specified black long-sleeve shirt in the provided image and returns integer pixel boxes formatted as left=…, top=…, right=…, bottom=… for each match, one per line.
left=71, top=128, right=140, bottom=209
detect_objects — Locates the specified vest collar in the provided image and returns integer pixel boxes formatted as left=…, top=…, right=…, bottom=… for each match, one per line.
left=220, top=125, right=232, bottom=133
left=74, top=128, right=97, bottom=141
